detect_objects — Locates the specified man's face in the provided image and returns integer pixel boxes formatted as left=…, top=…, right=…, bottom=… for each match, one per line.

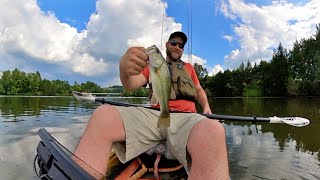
left=166, top=36, right=184, bottom=61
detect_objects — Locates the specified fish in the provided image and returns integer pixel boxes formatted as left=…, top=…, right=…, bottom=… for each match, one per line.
left=145, top=45, right=172, bottom=128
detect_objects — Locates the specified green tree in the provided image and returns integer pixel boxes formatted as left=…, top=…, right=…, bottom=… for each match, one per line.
left=269, top=43, right=289, bottom=96
left=287, top=76, right=300, bottom=96
left=0, top=71, right=11, bottom=94
left=193, top=63, right=208, bottom=79
left=9, top=69, right=28, bottom=95
left=72, top=81, right=82, bottom=92
left=80, top=81, right=103, bottom=93
left=40, top=79, right=55, bottom=96
left=27, top=71, right=42, bottom=95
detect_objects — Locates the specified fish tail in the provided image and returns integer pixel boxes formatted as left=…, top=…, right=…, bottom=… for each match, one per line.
left=157, top=110, right=170, bottom=128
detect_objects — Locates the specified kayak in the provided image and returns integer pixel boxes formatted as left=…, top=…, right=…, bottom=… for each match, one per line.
left=34, top=128, right=188, bottom=180
left=34, top=93, right=310, bottom=179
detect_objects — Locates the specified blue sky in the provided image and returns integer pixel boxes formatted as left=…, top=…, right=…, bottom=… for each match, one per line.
left=0, top=0, right=319, bottom=86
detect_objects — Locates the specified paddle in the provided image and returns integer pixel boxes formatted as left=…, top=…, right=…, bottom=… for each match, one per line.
left=72, top=91, right=310, bottom=127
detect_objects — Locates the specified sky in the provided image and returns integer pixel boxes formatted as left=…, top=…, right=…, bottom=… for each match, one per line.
left=0, top=0, right=319, bottom=87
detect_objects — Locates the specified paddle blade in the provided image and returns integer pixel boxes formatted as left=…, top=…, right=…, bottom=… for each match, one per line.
left=269, top=116, right=310, bottom=127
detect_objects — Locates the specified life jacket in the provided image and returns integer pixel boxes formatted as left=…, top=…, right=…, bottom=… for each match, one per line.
left=148, top=59, right=197, bottom=102
left=168, top=59, right=197, bottom=100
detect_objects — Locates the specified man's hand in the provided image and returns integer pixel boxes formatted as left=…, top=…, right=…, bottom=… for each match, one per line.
left=120, top=47, right=149, bottom=77
left=202, top=106, right=212, bottom=114
left=119, top=47, right=149, bottom=90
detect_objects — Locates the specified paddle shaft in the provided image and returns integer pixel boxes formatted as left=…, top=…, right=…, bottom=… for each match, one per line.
left=95, top=98, right=270, bottom=123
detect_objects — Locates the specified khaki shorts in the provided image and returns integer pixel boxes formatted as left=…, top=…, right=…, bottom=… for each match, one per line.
left=112, top=106, right=206, bottom=172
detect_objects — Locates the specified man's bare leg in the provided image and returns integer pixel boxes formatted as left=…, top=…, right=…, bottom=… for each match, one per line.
left=74, top=105, right=126, bottom=176
left=187, top=119, right=229, bottom=179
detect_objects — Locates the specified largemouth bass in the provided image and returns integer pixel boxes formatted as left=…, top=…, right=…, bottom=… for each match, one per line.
left=146, top=45, right=171, bottom=128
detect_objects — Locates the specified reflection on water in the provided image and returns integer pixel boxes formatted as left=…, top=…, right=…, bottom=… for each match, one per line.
left=0, top=96, right=319, bottom=179
left=226, top=124, right=319, bottom=179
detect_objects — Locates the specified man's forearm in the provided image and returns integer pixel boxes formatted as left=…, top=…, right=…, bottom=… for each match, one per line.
left=120, top=73, right=134, bottom=90
left=196, top=87, right=212, bottom=113
left=120, top=73, right=147, bottom=90
left=120, top=74, right=138, bottom=90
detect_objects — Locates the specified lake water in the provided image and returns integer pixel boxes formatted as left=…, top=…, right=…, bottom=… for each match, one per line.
left=0, top=96, right=319, bottom=179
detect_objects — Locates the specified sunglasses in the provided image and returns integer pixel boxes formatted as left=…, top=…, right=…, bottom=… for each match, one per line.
left=168, top=39, right=184, bottom=49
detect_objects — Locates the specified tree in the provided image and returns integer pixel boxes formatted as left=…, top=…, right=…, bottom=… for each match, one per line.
left=269, top=43, right=289, bottom=96
left=80, top=81, right=103, bottom=93
left=0, top=71, right=11, bottom=94
left=72, top=81, right=82, bottom=92
left=40, top=79, right=54, bottom=95
left=193, top=63, right=208, bottom=79
left=287, top=76, right=300, bottom=96
left=27, top=71, right=42, bottom=95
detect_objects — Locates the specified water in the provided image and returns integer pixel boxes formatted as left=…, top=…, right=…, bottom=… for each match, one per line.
left=0, top=96, right=319, bottom=179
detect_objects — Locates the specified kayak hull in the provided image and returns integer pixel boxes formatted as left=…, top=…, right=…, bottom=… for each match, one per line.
left=34, top=128, right=188, bottom=180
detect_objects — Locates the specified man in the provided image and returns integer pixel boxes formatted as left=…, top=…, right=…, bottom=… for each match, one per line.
left=75, top=31, right=229, bottom=179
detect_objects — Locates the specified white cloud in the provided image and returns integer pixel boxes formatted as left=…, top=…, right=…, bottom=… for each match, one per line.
left=181, top=53, right=207, bottom=65
left=223, top=35, right=234, bottom=42
left=70, top=53, right=107, bottom=76
left=220, top=0, right=320, bottom=69
left=0, top=0, right=92, bottom=76
left=208, top=64, right=225, bottom=76
left=0, top=1, right=84, bottom=61
left=79, top=0, right=183, bottom=60
left=181, top=53, right=226, bottom=77
left=0, top=0, right=191, bottom=85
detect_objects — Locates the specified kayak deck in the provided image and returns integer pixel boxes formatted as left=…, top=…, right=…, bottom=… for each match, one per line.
left=34, top=128, right=188, bottom=180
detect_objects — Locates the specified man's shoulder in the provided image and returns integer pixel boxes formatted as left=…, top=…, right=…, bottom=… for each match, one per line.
left=182, top=62, right=194, bottom=70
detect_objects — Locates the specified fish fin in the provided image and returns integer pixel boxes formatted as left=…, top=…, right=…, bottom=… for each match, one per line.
left=157, top=110, right=170, bottom=128
left=170, top=86, right=176, bottom=99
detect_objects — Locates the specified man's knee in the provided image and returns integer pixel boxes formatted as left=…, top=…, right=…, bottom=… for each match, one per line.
left=91, top=105, right=119, bottom=122
left=93, top=104, right=115, bottom=116
left=188, top=119, right=226, bottom=152
left=89, top=105, right=125, bottom=141
left=193, top=119, right=225, bottom=137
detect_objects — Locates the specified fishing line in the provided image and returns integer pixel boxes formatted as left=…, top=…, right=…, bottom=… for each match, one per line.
left=160, top=0, right=166, bottom=52
left=187, top=0, right=193, bottom=64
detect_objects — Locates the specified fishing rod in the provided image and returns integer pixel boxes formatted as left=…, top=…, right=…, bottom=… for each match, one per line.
left=72, top=91, right=310, bottom=127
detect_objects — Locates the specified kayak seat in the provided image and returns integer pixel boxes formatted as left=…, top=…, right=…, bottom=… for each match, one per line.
left=107, top=142, right=188, bottom=180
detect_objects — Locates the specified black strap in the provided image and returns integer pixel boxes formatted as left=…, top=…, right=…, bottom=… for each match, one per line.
left=167, top=61, right=173, bottom=79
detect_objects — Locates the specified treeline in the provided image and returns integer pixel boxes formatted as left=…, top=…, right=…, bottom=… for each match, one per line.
left=0, top=68, right=150, bottom=96
left=0, top=69, right=110, bottom=96
left=197, top=25, right=320, bottom=97
left=122, top=87, right=149, bottom=97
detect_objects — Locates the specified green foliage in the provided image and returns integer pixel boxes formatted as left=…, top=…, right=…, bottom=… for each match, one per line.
left=311, top=80, right=320, bottom=96
left=269, top=43, right=289, bottom=96
left=287, top=76, right=300, bottom=96
left=193, top=63, right=208, bottom=79
left=122, top=87, right=149, bottom=97
left=79, top=81, right=104, bottom=93
left=71, top=81, right=82, bottom=92
left=243, top=85, right=262, bottom=97
left=107, top=85, right=124, bottom=93
left=0, top=69, right=109, bottom=96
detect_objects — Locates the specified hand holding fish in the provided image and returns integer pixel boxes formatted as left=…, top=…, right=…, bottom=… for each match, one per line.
left=120, top=47, right=149, bottom=77
left=119, top=47, right=149, bottom=90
